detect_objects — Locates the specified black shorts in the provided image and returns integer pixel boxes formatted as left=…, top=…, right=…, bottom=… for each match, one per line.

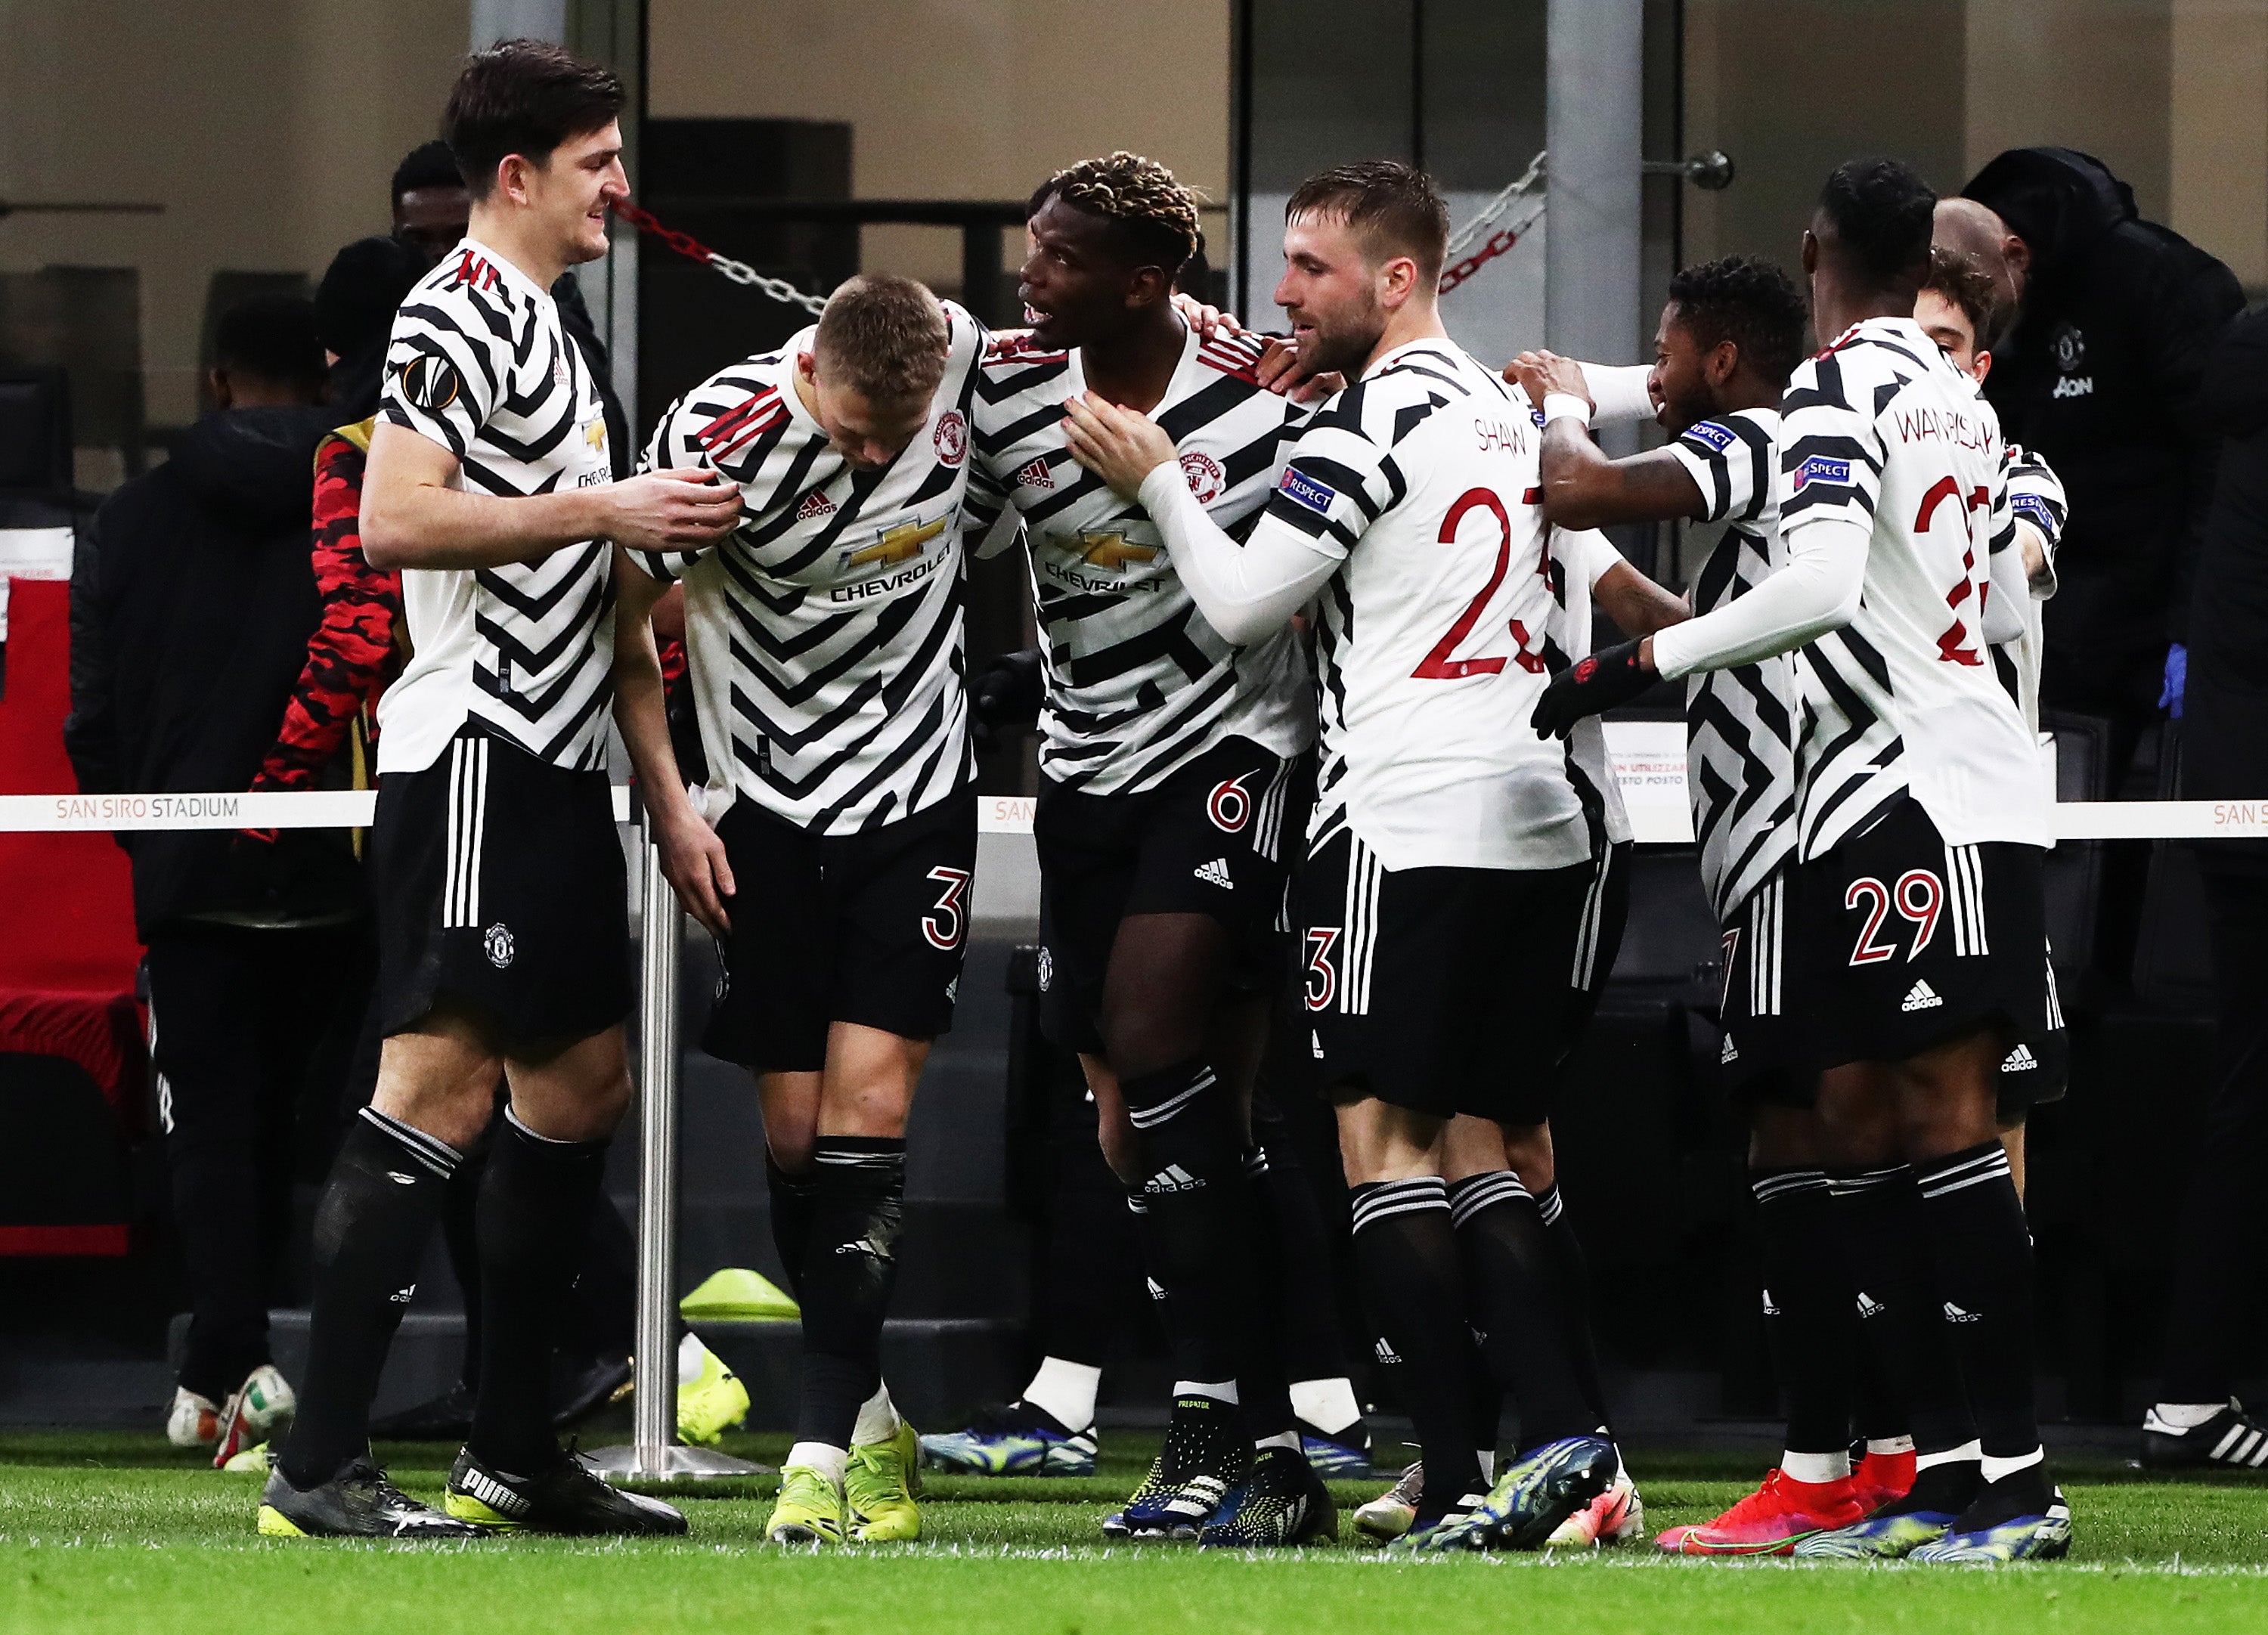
left=1717, top=868, right=1807, bottom=1107
left=1548, top=839, right=1632, bottom=1094
left=702, top=788, right=977, bottom=1074
left=1034, top=739, right=1307, bottom=1055
left=1297, top=826, right=1593, bottom=1123
left=1789, top=798, right=2050, bottom=1079
left=1994, top=943, right=2069, bottom=1117
left=373, top=726, right=631, bottom=1049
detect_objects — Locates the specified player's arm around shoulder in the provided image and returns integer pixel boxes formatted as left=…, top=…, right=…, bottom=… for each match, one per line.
left=1507, top=351, right=1706, bottom=531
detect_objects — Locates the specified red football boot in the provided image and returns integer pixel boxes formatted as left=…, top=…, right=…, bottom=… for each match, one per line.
left=1850, top=1447, right=1916, bottom=1513
left=1662, top=1466, right=1867, bottom=1556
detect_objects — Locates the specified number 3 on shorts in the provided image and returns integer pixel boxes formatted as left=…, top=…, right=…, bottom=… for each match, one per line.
left=921, top=866, right=972, bottom=952
left=1843, top=870, right=1943, bottom=965
left=1304, top=927, right=1340, bottom=1012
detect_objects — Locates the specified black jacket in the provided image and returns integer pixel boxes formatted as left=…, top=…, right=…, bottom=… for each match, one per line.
left=64, top=406, right=365, bottom=935
left=1963, top=147, right=2245, bottom=714
left=2181, top=306, right=2268, bottom=867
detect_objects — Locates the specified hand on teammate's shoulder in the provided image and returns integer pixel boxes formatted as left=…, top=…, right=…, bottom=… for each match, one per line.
left=605, top=467, right=742, bottom=550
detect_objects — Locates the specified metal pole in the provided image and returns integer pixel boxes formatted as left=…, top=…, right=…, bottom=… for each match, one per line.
left=585, top=820, right=764, bottom=1480
left=1545, top=0, right=1644, bottom=369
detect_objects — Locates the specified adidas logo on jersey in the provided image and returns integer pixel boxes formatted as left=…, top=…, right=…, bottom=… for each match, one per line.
left=1901, top=979, right=1943, bottom=1012
left=1311, top=1031, right=1324, bottom=1059
left=1194, top=858, right=1234, bottom=890
left=1854, top=1292, right=1885, bottom=1319
left=1721, top=1034, right=1740, bottom=1064
left=1015, top=457, right=1055, bottom=491
left=2002, top=1043, right=2038, bottom=1071
left=1943, top=1301, right=1980, bottom=1324
left=797, top=489, right=837, bottom=520
left=1145, top=1164, right=1206, bottom=1195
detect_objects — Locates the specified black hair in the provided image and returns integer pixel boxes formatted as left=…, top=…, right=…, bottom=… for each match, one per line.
left=391, top=139, right=465, bottom=201
left=316, top=236, right=426, bottom=358
left=1817, top=157, right=1937, bottom=288
left=442, top=38, right=623, bottom=200
left=1921, top=245, right=2003, bottom=349
left=1665, top=255, right=1810, bottom=388
left=1285, top=159, right=1451, bottom=286
left=213, top=291, right=325, bottom=389
left=1027, top=151, right=1202, bottom=280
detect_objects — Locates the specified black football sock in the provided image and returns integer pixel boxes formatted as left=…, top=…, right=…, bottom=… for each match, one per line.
left=1535, top=1182, right=1613, bottom=1434
left=1751, top=1167, right=1854, bottom=1460
left=1261, top=1138, right=1355, bottom=1386
left=277, top=1108, right=459, bottom=1488
left=1122, top=1061, right=1247, bottom=1389
left=1914, top=1142, right=2048, bottom=1507
left=1467, top=1335, right=1505, bottom=1468
left=1351, top=1177, right=1486, bottom=1522
left=767, top=1147, right=817, bottom=1299
left=795, top=1137, right=906, bottom=1449
left=468, top=1110, right=609, bottom=1474
left=1234, top=1147, right=1295, bottom=1439
left=1040, top=1133, right=1140, bottom=1370
left=1832, top=1164, right=1978, bottom=1462
left=1448, top=1170, right=1596, bottom=1451
left=440, top=1123, right=491, bottom=1392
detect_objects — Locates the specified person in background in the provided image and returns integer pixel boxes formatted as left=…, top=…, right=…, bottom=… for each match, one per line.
left=64, top=293, right=370, bottom=1463
left=2140, top=304, right=2268, bottom=1474
left=1953, top=150, right=2242, bottom=993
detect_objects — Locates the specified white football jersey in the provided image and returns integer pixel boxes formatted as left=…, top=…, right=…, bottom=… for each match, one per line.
left=1777, top=317, right=2044, bottom=854
left=1666, top=406, right=1802, bottom=918
left=1255, top=339, right=1588, bottom=872
left=966, top=322, right=1314, bottom=794
left=1545, top=526, right=1633, bottom=850
left=633, top=305, right=984, bottom=835
left=376, top=239, right=615, bottom=775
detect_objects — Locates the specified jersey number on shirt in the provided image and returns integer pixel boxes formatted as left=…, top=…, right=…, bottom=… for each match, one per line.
left=1843, top=870, right=1943, bottom=965
left=1412, top=488, right=1548, bottom=680
left=1913, top=476, right=1991, bottom=668
left=921, top=866, right=973, bottom=952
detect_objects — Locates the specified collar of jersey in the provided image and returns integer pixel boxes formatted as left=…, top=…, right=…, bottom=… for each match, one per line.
left=458, top=236, right=551, bottom=308
left=1359, top=335, right=1463, bottom=382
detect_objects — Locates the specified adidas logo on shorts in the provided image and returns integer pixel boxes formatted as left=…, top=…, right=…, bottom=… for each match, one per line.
left=1761, top=1287, right=1780, bottom=1317
left=1720, top=1034, right=1740, bottom=1064
left=1194, top=858, right=1233, bottom=890
left=1943, top=1301, right=1980, bottom=1324
left=1855, top=1292, right=1885, bottom=1319
left=2002, top=1043, right=2038, bottom=1071
left=1901, top=979, right=1943, bottom=1012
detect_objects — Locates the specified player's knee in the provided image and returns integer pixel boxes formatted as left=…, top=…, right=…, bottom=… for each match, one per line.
left=1096, top=1102, right=1140, bottom=1187
left=1120, top=1059, right=1238, bottom=1181
left=1498, top=1122, right=1555, bottom=1193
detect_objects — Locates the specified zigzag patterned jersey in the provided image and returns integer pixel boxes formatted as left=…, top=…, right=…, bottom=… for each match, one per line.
left=965, top=322, right=1315, bottom=796
left=632, top=303, right=984, bottom=835
left=376, top=238, right=617, bottom=775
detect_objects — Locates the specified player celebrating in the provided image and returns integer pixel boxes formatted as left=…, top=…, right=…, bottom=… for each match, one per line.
left=259, top=40, right=737, bottom=1538
left=1066, top=159, right=1622, bottom=1550
left=964, top=151, right=1328, bottom=1547
left=1535, top=158, right=2069, bottom=1564
left=1516, top=259, right=1933, bottom=1554
left=615, top=274, right=987, bottom=1546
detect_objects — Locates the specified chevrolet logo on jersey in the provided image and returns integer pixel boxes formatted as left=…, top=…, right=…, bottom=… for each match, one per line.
left=584, top=419, right=607, bottom=453
left=1075, top=532, right=1157, bottom=570
left=841, top=516, right=947, bottom=569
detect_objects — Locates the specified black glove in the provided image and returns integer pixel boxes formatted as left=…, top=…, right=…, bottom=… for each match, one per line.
left=971, top=648, right=1045, bottom=750
left=1531, top=637, right=1653, bottom=739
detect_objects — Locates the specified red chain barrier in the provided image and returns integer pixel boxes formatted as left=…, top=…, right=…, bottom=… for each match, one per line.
left=1438, top=223, right=1530, bottom=296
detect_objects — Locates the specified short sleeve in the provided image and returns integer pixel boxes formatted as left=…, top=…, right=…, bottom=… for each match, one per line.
left=627, top=391, right=720, bottom=584
left=1257, top=388, right=1405, bottom=560
left=1668, top=412, right=1774, bottom=525
left=1777, top=351, right=1885, bottom=533
left=379, top=292, right=503, bottom=462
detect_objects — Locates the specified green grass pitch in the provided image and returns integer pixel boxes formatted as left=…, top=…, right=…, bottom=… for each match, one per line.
left=5, top=1431, right=2268, bottom=1633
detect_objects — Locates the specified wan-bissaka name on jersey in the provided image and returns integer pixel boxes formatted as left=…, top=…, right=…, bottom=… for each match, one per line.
left=1668, top=406, right=1800, bottom=919
left=966, top=323, right=1314, bottom=795
left=634, top=303, right=984, bottom=835
left=376, top=239, right=616, bottom=776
